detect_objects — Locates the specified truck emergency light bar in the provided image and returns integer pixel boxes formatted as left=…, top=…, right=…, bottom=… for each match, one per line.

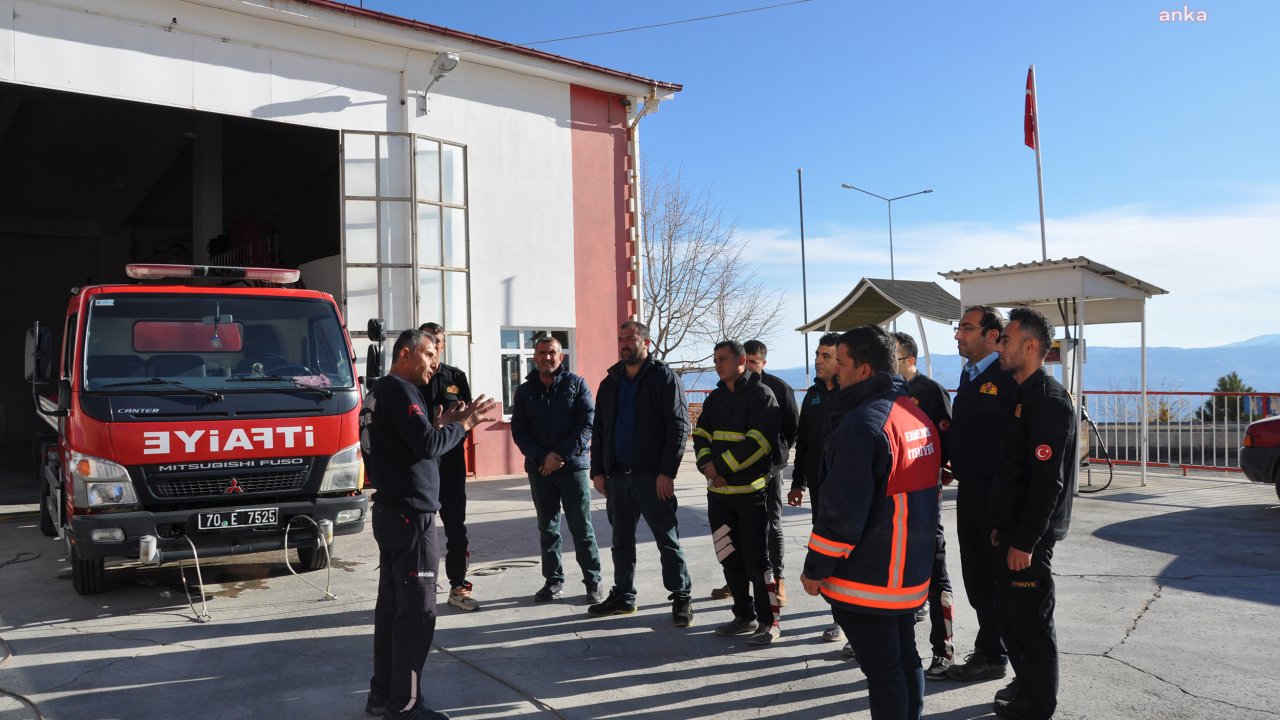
left=126, top=264, right=301, bottom=285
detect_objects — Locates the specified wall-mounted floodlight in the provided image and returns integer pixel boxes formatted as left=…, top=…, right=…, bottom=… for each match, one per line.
left=416, top=51, right=460, bottom=116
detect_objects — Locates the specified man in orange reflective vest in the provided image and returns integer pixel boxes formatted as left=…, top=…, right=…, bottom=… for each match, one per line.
left=801, top=326, right=940, bottom=719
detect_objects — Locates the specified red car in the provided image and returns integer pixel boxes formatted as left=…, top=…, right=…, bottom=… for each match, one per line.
left=1241, top=415, right=1280, bottom=500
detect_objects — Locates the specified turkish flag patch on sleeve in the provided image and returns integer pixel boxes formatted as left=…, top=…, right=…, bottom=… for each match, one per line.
left=1035, top=444, right=1053, bottom=461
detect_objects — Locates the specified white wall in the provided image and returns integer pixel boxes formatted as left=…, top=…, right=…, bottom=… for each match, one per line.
left=3, top=0, right=581, bottom=399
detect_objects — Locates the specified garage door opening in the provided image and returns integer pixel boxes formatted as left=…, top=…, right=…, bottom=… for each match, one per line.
left=0, top=81, right=340, bottom=442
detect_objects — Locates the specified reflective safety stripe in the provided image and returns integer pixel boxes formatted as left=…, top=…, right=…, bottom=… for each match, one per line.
left=888, top=493, right=907, bottom=588
left=819, top=576, right=930, bottom=610
left=693, top=428, right=713, bottom=441
left=722, top=428, right=772, bottom=472
left=708, top=476, right=768, bottom=494
left=807, top=531, right=854, bottom=558
left=696, top=447, right=711, bottom=461
left=712, top=430, right=746, bottom=441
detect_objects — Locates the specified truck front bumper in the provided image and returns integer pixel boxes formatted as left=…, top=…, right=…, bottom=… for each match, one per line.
left=68, top=493, right=368, bottom=562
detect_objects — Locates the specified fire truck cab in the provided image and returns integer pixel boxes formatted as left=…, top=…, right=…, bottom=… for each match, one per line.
left=25, top=264, right=368, bottom=595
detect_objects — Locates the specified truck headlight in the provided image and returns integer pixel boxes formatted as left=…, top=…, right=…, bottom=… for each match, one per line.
left=70, top=451, right=139, bottom=508
left=319, top=443, right=363, bottom=493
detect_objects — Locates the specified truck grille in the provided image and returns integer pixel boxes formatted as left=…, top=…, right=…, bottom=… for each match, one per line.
left=152, top=470, right=309, bottom=498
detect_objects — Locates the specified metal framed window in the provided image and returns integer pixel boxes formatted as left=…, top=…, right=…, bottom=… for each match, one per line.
left=342, top=131, right=471, bottom=376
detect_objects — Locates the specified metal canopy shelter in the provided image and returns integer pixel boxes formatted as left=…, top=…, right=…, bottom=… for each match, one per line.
left=797, top=278, right=963, bottom=376
left=939, top=256, right=1168, bottom=486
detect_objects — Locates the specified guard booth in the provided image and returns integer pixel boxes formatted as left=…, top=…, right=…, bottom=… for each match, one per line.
left=939, top=257, right=1168, bottom=488
left=797, top=278, right=963, bottom=378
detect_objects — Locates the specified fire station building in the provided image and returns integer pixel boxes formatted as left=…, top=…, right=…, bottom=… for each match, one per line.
left=0, top=0, right=679, bottom=475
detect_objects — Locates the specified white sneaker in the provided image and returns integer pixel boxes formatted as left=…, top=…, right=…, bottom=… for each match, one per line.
left=821, top=623, right=844, bottom=642
left=448, top=584, right=479, bottom=611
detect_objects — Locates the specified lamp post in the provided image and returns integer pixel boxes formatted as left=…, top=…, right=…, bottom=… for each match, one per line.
left=839, top=184, right=932, bottom=281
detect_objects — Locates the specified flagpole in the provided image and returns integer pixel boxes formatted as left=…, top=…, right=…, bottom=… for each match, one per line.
left=1030, top=64, right=1048, bottom=260
left=797, top=168, right=811, bottom=386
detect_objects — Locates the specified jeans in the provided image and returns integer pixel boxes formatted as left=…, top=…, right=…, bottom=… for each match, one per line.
left=371, top=505, right=440, bottom=715
left=528, top=468, right=602, bottom=588
left=604, top=469, right=692, bottom=604
left=708, top=489, right=774, bottom=626
left=835, top=607, right=924, bottom=720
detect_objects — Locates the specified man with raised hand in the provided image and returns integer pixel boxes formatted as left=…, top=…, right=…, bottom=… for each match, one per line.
left=362, top=329, right=499, bottom=720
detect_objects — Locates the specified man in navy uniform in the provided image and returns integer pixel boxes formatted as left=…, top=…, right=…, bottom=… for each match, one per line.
left=989, top=307, right=1076, bottom=720
left=947, top=306, right=1019, bottom=683
left=362, top=329, right=498, bottom=720
left=418, top=322, right=478, bottom=612
left=892, top=331, right=957, bottom=682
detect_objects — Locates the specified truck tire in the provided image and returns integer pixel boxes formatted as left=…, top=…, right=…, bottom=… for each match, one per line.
left=296, top=543, right=330, bottom=572
left=38, top=479, right=56, bottom=538
left=70, top=541, right=105, bottom=595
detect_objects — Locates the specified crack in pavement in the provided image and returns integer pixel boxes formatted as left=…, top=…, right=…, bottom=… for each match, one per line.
left=1062, top=651, right=1280, bottom=717
left=432, top=642, right=568, bottom=718
left=1056, top=571, right=1280, bottom=581
left=1107, top=584, right=1162, bottom=654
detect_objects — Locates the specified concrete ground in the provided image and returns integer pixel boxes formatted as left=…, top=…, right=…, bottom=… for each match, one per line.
left=1, top=450, right=1278, bottom=720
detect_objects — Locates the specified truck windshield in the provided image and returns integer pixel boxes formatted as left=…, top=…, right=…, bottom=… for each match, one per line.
left=82, top=294, right=354, bottom=392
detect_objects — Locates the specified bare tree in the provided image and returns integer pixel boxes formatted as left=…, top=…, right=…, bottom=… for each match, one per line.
left=640, top=161, right=785, bottom=366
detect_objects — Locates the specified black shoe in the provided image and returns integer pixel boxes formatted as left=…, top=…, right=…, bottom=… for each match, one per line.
left=670, top=593, right=694, bottom=627
left=992, top=698, right=1037, bottom=720
left=947, top=652, right=1008, bottom=681
left=365, top=692, right=386, bottom=716
left=385, top=707, right=451, bottom=720
left=587, top=589, right=636, bottom=617
left=715, top=616, right=759, bottom=636
left=995, top=679, right=1020, bottom=704
left=534, top=582, right=564, bottom=602
left=586, top=583, right=605, bottom=604
left=925, top=655, right=953, bottom=681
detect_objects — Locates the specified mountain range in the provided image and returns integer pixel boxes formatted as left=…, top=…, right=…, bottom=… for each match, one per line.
left=680, top=334, right=1280, bottom=395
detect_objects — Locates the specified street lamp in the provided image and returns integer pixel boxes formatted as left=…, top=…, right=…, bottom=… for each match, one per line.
left=839, top=184, right=933, bottom=280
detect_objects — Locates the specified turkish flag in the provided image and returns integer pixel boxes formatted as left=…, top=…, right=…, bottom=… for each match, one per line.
left=1024, top=66, right=1037, bottom=150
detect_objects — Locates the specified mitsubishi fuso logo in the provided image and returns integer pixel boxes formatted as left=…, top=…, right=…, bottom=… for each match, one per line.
left=224, top=478, right=244, bottom=494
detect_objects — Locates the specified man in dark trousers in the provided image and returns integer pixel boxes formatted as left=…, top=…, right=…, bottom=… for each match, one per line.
left=417, top=323, right=478, bottom=612
left=892, top=331, right=957, bottom=681
left=800, top=326, right=940, bottom=720
left=509, top=334, right=604, bottom=603
left=711, top=339, right=799, bottom=604
left=362, top=329, right=498, bottom=720
left=989, top=308, right=1076, bottom=720
left=788, top=332, right=843, bottom=644
left=947, top=306, right=1019, bottom=682
left=588, top=320, right=694, bottom=626
left=694, top=341, right=782, bottom=645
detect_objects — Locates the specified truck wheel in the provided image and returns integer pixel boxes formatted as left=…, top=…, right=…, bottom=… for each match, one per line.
left=70, top=541, right=105, bottom=595
left=296, top=543, right=330, bottom=572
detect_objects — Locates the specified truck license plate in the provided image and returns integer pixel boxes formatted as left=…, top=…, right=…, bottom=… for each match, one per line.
left=197, top=507, right=279, bottom=530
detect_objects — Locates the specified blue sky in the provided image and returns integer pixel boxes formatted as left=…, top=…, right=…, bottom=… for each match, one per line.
left=357, top=1, right=1278, bottom=371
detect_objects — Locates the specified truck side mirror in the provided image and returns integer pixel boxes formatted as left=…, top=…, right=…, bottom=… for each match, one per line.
left=56, top=379, right=71, bottom=415
left=365, top=343, right=383, bottom=382
left=24, top=323, right=53, bottom=383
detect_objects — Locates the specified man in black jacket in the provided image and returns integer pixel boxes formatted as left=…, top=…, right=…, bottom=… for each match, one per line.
left=509, top=334, right=603, bottom=603
left=787, top=331, right=843, bottom=643
left=947, top=306, right=1019, bottom=682
left=417, top=323, right=478, bottom=612
left=694, top=341, right=782, bottom=645
left=893, top=331, right=956, bottom=681
left=745, top=339, right=799, bottom=606
left=588, top=320, right=694, bottom=626
left=362, top=329, right=498, bottom=720
left=989, top=308, right=1076, bottom=720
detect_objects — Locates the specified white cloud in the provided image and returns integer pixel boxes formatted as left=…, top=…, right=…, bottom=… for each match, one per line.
left=730, top=199, right=1280, bottom=371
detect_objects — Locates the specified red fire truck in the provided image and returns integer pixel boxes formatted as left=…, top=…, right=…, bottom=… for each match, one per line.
left=24, top=264, right=368, bottom=595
